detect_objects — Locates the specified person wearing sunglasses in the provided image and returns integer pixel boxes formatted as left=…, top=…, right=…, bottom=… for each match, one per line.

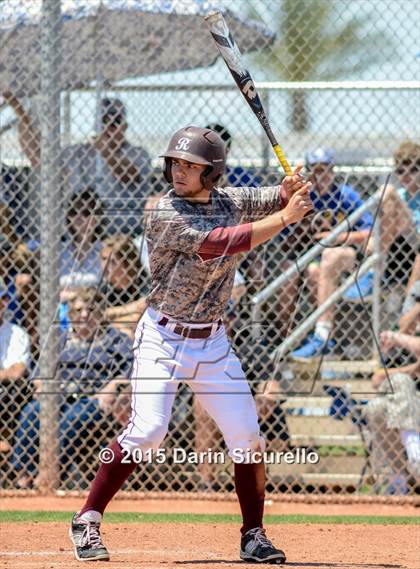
left=393, top=141, right=420, bottom=227
left=343, top=140, right=419, bottom=303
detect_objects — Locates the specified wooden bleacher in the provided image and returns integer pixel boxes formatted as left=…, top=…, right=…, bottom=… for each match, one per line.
left=265, top=362, right=378, bottom=487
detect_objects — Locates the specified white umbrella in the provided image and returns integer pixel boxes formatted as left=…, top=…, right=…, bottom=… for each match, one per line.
left=0, top=0, right=274, bottom=95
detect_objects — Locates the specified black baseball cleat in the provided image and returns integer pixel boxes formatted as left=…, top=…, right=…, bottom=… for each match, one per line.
left=69, top=512, right=110, bottom=562
left=240, top=527, right=286, bottom=564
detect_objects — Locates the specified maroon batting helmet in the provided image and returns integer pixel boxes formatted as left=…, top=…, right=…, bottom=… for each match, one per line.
left=160, top=125, right=226, bottom=190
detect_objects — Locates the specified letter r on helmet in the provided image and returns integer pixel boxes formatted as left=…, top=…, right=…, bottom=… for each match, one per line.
left=175, top=137, right=192, bottom=151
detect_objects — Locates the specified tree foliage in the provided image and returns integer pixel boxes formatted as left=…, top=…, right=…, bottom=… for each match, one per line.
left=251, top=0, right=392, bottom=131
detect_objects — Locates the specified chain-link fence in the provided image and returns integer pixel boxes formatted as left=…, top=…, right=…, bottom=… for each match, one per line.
left=0, top=0, right=419, bottom=499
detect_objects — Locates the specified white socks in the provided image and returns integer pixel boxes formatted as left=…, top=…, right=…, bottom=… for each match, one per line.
left=78, top=510, right=102, bottom=524
left=314, top=321, right=332, bottom=342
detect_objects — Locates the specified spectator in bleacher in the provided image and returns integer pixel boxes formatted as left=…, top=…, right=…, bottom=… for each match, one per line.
left=0, top=204, right=41, bottom=341
left=374, top=254, right=420, bottom=387
left=11, top=244, right=40, bottom=359
left=376, top=331, right=420, bottom=383
left=0, top=204, right=17, bottom=319
left=2, top=92, right=151, bottom=235
left=60, top=188, right=105, bottom=291
left=343, top=140, right=419, bottom=302
left=326, top=280, right=419, bottom=495
left=100, top=235, right=149, bottom=339
left=367, top=329, right=420, bottom=494
left=1, top=156, right=35, bottom=242
left=337, top=272, right=420, bottom=493
left=290, top=148, right=373, bottom=360
left=328, top=357, right=419, bottom=495
left=367, top=260, right=420, bottom=492
left=0, top=203, right=20, bottom=249
left=399, top=253, right=420, bottom=335
left=0, top=277, right=31, bottom=442
left=11, top=287, right=132, bottom=488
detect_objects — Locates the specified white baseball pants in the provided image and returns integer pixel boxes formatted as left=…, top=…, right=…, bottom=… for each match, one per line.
left=118, top=307, right=264, bottom=457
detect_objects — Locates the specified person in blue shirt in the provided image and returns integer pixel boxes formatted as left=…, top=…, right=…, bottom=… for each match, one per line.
left=344, top=140, right=419, bottom=302
left=291, top=148, right=373, bottom=361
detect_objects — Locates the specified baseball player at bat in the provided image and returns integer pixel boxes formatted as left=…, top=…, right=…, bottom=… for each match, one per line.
left=69, top=126, right=313, bottom=564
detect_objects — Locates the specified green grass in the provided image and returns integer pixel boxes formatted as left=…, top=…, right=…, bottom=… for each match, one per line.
left=0, top=511, right=418, bottom=525
left=317, top=445, right=365, bottom=457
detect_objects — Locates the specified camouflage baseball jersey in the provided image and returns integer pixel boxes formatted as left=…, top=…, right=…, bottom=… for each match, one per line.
left=146, top=185, right=284, bottom=323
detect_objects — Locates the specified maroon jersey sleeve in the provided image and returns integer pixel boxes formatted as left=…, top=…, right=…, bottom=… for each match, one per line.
left=197, top=223, right=252, bottom=261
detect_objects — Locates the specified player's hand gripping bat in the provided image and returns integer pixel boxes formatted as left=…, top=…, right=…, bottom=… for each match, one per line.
left=205, top=12, right=293, bottom=176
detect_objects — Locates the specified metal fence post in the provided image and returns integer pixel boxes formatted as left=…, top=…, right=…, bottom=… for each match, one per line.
left=38, top=0, right=62, bottom=493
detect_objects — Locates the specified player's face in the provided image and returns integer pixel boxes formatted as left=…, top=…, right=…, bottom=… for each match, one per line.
left=307, top=163, right=334, bottom=195
left=171, top=158, right=208, bottom=200
left=395, top=160, right=420, bottom=195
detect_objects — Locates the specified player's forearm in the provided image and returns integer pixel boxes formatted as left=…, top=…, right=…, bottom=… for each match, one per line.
left=250, top=209, right=293, bottom=249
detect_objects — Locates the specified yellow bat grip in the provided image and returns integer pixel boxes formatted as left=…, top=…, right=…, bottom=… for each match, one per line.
left=273, top=144, right=293, bottom=176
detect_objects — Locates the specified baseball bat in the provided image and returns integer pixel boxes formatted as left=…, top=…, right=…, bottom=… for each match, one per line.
left=205, top=12, right=292, bottom=176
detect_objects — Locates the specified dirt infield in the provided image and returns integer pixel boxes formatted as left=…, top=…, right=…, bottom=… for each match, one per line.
left=1, top=498, right=418, bottom=568
left=1, top=521, right=418, bottom=568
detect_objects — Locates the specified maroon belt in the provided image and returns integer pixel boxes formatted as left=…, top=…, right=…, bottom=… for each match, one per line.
left=158, top=316, right=222, bottom=339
